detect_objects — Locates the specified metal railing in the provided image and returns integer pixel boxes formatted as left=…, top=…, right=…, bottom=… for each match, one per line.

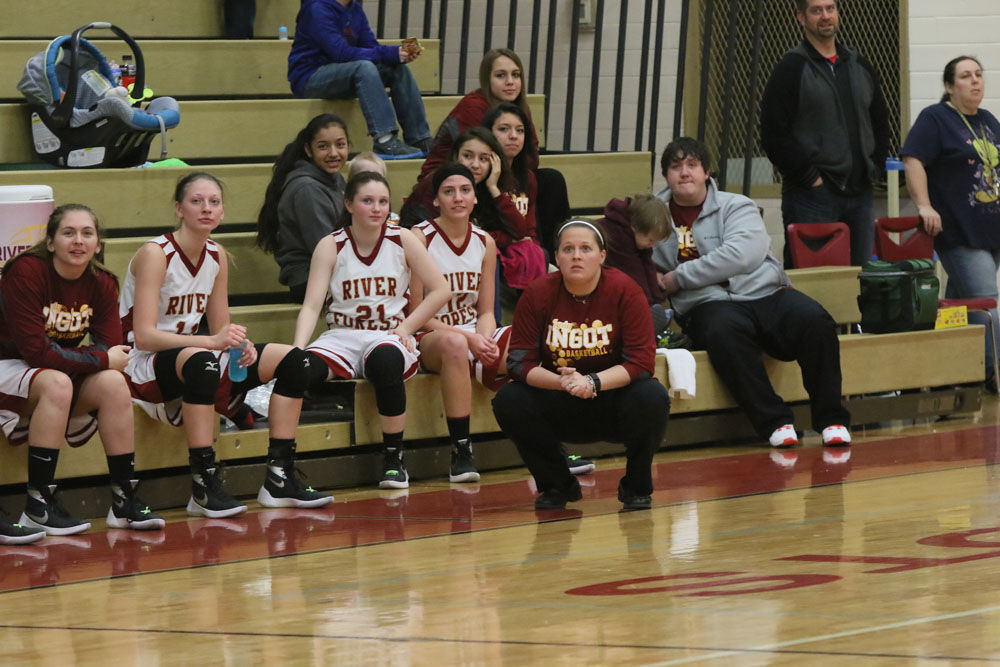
left=370, top=0, right=679, bottom=156
left=690, top=0, right=902, bottom=195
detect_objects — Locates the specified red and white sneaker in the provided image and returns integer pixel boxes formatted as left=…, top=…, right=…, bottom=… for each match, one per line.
left=768, top=424, right=799, bottom=448
left=822, top=425, right=851, bottom=446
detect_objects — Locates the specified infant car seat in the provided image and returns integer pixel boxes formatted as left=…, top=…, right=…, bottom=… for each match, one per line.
left=16, top=22, right=180, bottom=168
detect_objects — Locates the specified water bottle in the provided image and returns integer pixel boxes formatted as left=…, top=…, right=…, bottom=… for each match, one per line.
left=121, top=54, right=136, bottom=89
left=278, top=25, right=288, bottom=40
left=228, top=346, right=247, bottom=382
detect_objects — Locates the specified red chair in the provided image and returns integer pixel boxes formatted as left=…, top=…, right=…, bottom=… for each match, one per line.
left=874, top=216, right=934, bottom=261
left=874, top=216, right=998, bottom=382
left=786, top=222, right=851, bottom=268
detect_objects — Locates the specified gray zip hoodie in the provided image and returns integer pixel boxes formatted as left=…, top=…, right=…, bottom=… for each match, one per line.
left=274, top=159, right=346, bottom=289
left=651, top=178, right=789, bottom=315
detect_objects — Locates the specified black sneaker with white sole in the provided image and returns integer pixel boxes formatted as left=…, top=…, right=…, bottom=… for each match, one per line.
left=186, top=466, right=247, bottom=518
left=20, top=485, right=91, bottom=536
left=379, top=448, right=409, bottom=489
left=0, top=508, right=45, bottom=545
left=257, top=464, right=334, bottom=508
left=373, top=134, right=424, bottom=160
left=448, top=442, right=480, bottom=483
left=566, top=454, right=596, bottom=475
left=107, top=480, right=166, bottom=530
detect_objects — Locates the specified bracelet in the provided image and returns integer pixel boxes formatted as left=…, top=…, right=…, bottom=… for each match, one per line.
left=587, top=373, right=601, bottom=394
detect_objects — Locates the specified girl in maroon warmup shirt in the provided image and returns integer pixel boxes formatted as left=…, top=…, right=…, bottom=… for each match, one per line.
left=0, top=204, right=163, bottom=543
left=420, top=48, right=540, bottom=180
left=492, top=220, right=670, bottom=511
left=420, top=48, right=569, bottom=254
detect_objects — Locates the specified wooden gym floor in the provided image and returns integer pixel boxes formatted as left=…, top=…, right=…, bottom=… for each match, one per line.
left=3, top=400, right=1000, bottom=664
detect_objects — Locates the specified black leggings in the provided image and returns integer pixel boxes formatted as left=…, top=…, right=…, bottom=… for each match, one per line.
left=492, top=378, right=669, bottom=496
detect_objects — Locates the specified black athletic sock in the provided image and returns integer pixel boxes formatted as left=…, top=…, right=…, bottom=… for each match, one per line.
left=188, top=446, right=216, bottom=474
left=27, top=446, right=59, bottom=491
left=267, top=438, right=296, bottom=466
left=446, top=415, right=470, bottom=448
left=106, top=452, right=135, bottom=488
left=383, top=431, right=404, bottom=455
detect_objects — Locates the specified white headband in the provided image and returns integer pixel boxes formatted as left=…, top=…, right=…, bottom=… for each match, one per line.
left=557, top=220, right=604, bottom=245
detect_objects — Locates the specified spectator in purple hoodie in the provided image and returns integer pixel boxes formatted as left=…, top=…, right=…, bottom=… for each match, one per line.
left=287, top=0, right=431, bottom=160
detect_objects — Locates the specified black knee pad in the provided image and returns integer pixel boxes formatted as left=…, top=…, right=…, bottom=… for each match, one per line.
left=181, top=351, right=221, bottom=405
left=272, top=347, right=310, bottom=399
left=303, top=351, right=332, bottom=389
left=364, top=345, right=406, bottom=416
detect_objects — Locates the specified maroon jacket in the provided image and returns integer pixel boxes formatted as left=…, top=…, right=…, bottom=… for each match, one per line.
left=419, top=89, right=541, bottom=181
left=0, top=255, right=121, bottom=373
left=599, top=197, right=667, bottom=306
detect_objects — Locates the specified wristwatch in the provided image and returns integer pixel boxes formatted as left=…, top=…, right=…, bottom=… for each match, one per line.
left=587, top=373, right=601, bottom=395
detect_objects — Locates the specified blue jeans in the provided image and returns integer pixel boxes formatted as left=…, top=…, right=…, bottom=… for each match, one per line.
left=937, top=244, right=1000, bottom=378
left=781, top=182, right=874, bottom=267
left=303, top=60, right=430, bottom=144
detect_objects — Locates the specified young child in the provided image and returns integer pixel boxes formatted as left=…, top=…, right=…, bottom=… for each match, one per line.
left=348, top=152, right=400, bottom=224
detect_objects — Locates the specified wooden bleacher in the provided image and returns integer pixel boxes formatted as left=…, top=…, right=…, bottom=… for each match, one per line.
left=0, top=39, right=440, bottom=100
left=0, top=0, right=304, bottom=39
left=0, top=6, right=987, bottom=503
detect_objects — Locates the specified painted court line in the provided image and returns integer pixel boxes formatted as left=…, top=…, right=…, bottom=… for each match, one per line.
left=651, top=601, right=1000, bottom=665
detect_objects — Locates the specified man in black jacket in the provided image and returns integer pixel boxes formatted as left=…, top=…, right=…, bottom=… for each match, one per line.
left=761, top=0, right=889, bottom=267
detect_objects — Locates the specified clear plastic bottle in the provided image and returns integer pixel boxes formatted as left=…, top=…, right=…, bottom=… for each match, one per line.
left=278, top=25, right=288, bottom=40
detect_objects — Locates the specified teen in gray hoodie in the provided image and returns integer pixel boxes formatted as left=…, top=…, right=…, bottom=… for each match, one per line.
left=652, top=137, right=851, bottom=450
left=257, top=114, right=349, bottom=302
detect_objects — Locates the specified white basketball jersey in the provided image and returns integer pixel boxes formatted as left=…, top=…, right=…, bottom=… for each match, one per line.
left=414, top=220, right=486, bottom=328
left=120, top=233, right=221, bottom=343
left=326, top=225, right=410, bottom=331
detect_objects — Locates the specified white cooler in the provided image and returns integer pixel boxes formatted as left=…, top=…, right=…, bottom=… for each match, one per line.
left=0, top=185, right=53, bottom=271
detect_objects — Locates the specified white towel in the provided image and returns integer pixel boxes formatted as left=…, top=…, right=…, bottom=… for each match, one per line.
left=657, top=348, right=697, bottom=399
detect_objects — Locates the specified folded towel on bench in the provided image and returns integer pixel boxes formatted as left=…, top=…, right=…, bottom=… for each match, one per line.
left=657, top=348, right=696, bottom=399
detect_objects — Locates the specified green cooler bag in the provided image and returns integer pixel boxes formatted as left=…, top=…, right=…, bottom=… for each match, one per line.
left=857, top=259, right=939, bottom=333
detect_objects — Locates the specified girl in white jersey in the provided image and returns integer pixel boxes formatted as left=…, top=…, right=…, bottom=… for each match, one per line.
left=411, top=163, right=513, bottom=483
left=293, top=171, right=450, bottom=489
left=121, top=172, right=333, bottom=518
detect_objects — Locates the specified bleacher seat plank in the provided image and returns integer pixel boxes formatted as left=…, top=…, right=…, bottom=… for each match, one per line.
left=230, top=303, right=324, bottom=345
left=786, top=266, right=862, bottom=325
left=0, top=39, right=441, bottom=100
left=0, top=0, right=302, bottom=39
left=0, top=152, right=650, bottom=228
left=0, top=93, right=546, bottom=164
left=353, top=375, right=500, bottom=445
left=541, top=152, right=653, bottom=209
left=0, top=411, right=352, bottom=485
left=103, top=232, right=284, bottom=297
left=663, top=326, right=984, bottom=415
left=0, top=323, right=984, bottom=485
